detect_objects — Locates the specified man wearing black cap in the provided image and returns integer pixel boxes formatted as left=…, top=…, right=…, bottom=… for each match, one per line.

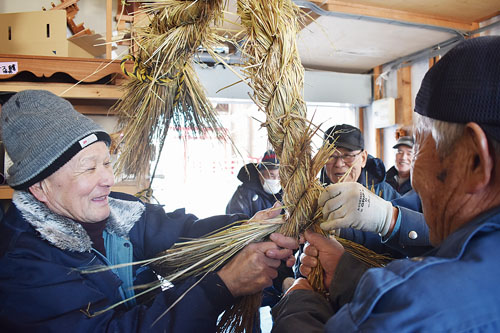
left=0, top=90, right=298, bottom=332
left=319, top=124, right=403, bottom=254
left=386, top=136, right=414, bottom=195
left=319, top=126, right=429, bottom=257
left=321, top=124, right=399, bottom=201
left=272, top=36, right=500, bottom=332
left=226, top=149, right=282, bottom=217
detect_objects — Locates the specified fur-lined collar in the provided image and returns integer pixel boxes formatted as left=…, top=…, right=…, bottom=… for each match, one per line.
left=12, top=191, right=145, bottom=252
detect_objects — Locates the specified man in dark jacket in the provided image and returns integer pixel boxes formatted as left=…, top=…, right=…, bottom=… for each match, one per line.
left=226, top=150, right=282, bottom=217
left=319, top=124, right=404, bottom=255
left=386, top=136, right=414, bottom=195
left=226, top=150, right=294, bottom=311
left=320, top=125, right=430, bottom=257
left=0, top=90, right=298, bottom=332
left=320, top=124, right=399, bottom=201
left=273, top=36, right=500, bottom=332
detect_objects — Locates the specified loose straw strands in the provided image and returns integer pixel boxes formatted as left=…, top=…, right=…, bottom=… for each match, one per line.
left=78, top=219, right=283, bottom=321
left=237, top=0, right=393, bottom=295
left=151, top=218, right=283, bottom=281
left=112, top=0, right=230, bottom=181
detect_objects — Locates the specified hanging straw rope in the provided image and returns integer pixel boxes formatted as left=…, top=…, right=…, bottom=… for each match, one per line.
left=112, top=0, right=230, bottom=186
left=96, top=1, right=392, bottom=331
left=238, top=0, right=328, bottom=237
left=236, top=0, right=335, bottom=294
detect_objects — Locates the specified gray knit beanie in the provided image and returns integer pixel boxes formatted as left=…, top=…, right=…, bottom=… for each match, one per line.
left=0, top=90, right=111, bottom=190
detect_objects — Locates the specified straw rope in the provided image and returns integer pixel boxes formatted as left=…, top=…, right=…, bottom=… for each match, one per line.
left=112, top=0, right=229, bottom=183
left=103, top=1, right=393, bottom=331
left=237, top=0, right=330, bottom=261
left=120, top=54, right=183, bottom=85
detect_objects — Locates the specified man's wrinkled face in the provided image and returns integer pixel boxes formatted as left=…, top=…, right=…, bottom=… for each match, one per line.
left=32, top=142, right=115, bottom=223
left=411, top=132, right=463, bottom=246
left=324, top=147, right=367, bottom=183
left=395, top=145, right=413, bottom=176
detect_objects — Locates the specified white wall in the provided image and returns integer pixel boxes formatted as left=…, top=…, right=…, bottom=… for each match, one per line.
left=481, top=15, right=500, bottom=36
left=196, top=65, right=371, bottom=106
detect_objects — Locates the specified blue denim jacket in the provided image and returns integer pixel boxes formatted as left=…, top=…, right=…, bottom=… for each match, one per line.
left=328, top=206, right=500, bottom=332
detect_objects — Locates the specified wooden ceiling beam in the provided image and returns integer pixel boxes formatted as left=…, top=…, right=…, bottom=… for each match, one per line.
left=307, top=0, right=476, bottom=32
left=299, top=4, right=324, bottom=30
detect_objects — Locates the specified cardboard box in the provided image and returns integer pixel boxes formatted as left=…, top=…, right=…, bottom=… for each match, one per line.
left=0, top=10, right=95, bottom=58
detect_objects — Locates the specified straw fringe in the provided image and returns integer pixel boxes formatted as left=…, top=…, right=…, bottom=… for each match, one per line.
left=112, top=0, right=230, bottom=181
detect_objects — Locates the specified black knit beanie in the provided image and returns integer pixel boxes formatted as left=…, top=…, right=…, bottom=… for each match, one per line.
left=415, top=36, right=500, bottom=142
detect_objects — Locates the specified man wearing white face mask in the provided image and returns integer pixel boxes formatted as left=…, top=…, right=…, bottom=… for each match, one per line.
left=226, top=150, right=282, bottom=217
left=226, top=150, right=291, bottom=311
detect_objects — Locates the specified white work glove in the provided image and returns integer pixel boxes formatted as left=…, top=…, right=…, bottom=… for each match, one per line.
left=318, top=182, right=394, bottom=237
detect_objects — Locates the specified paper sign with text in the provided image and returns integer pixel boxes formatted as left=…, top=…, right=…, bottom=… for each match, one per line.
left=0, top=62, right=18, bottom=75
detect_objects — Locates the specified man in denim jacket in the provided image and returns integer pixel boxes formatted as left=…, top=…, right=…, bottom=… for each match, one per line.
left=272, top=36, right=500, bottom=332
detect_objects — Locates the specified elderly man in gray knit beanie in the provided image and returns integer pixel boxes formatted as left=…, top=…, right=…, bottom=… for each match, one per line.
left=1, top=90, right=111, bottom=190
left=0, top=90, right=298, bottom=332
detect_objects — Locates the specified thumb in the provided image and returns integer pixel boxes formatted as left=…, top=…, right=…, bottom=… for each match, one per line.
left=304, top=230, right=330, bottom=249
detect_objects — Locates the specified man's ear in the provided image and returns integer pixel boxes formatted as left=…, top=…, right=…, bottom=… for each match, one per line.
left=463, top=122, right=493, bottom=194
left=29, top=182, right=48, bottom=203
left=360, top=150, right=368, bottom=168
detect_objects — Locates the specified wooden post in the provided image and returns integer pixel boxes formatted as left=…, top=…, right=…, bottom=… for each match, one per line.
left=373, top=65, right=384, bottom=160
left=358, top=107, right=364, bottom=133
left=106, top=0, right=113, bottom=59
left=396, top=66, right=412, bottom=126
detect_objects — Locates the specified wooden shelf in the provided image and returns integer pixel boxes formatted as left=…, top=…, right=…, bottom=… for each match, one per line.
left=0, top=81, right=124, bottom=100
left=0, top=54, right=135, bottom=113
left=0, top=186, right=13, bottom=200
left=0, top=183, right=141, bottom=200
left=0, top=54, right=132, bottom=83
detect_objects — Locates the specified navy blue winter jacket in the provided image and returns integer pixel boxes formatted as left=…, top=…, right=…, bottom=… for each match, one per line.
left=226, top=163, right=282, bottom=217
left=0, top=191, right=246, bottom=332
left=385, top=165, right=413, bottom=195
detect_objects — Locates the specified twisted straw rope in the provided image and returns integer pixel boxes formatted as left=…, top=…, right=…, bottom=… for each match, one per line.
left=238, top=0, right=329, bottom=238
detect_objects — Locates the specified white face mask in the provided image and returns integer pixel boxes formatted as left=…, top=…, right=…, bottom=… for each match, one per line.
left=263, top=178, right=281, bottom=195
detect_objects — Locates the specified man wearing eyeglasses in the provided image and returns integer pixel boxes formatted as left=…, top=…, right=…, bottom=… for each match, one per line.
left=319, top=126, right=431, bottom=258
left=320, top=124, right=399, bottom=201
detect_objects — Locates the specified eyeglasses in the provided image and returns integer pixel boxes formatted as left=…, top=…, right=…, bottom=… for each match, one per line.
left=327, top=150, right=363, bottom=164
left=396, top=149, right=413, bottom=156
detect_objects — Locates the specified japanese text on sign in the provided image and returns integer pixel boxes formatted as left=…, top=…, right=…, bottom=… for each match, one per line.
left=0, top=62, right=18, bottom=75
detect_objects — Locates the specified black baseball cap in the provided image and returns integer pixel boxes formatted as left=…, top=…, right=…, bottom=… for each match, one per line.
left=324, top=124, right=364, bottom=151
